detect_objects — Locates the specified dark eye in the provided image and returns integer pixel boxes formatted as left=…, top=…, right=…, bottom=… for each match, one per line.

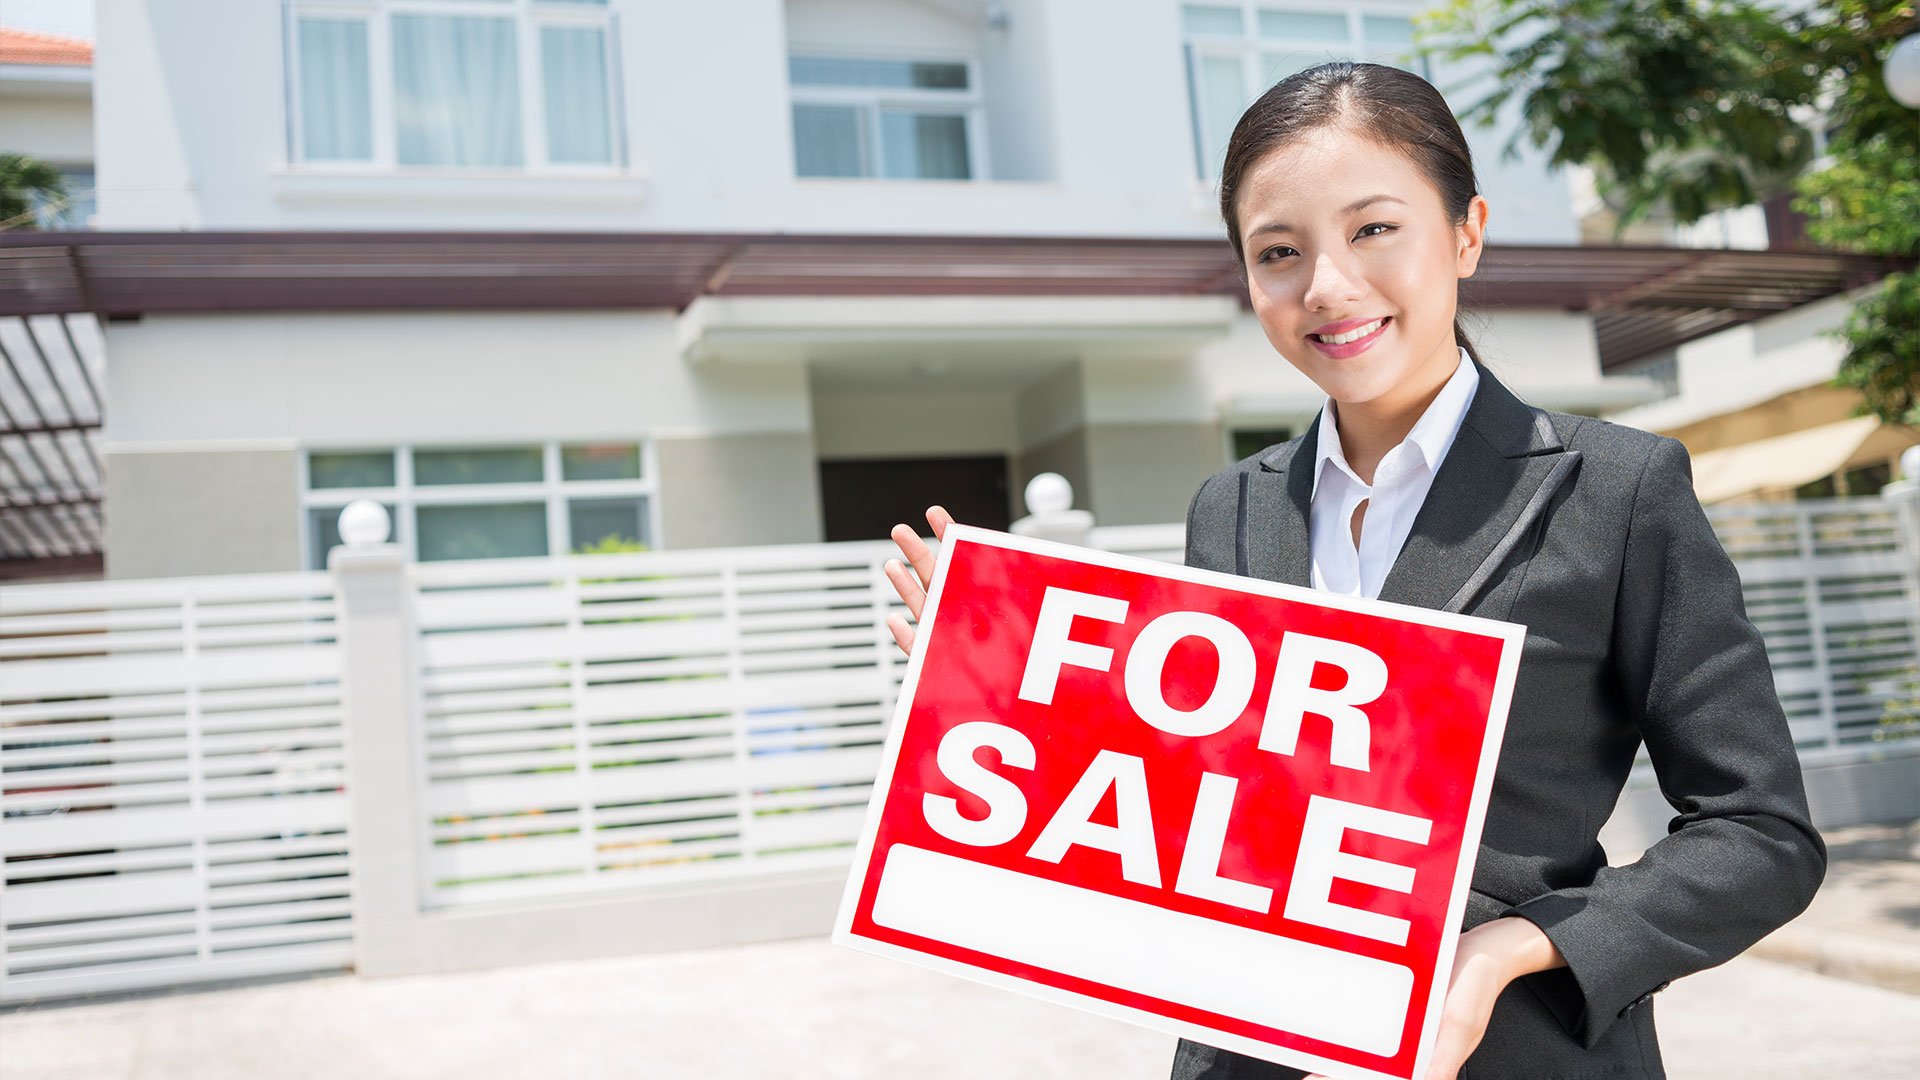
left=1257, top=223, right=1396, bottom=265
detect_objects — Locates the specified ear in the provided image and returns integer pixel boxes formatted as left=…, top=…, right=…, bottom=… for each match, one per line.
left=1455, top=195, right=1489, bottom=278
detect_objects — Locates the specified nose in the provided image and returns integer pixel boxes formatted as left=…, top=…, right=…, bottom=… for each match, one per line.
left=1301, top=251, right=1366, bottom=312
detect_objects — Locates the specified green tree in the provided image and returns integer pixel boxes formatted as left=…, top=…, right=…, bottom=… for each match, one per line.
left=0, top=152, right=71, bottom=231
left=1412, top=0, right=1919, bottom=426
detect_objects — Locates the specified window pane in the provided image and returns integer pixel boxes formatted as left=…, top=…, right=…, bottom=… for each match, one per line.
left=789, top=56, right=967, bottom=90
left=309, top=450, right=396, bottom=489
left=562, top=443, right=641, bottom=481
left=569, top=496, right=648, bottom=551
left=297, top=17, right=374, bottom=161
left=393, top=13, right=523, bottom=166
left=309, top=503, right=400, bottom=570
left=414, top=447, right=543, bottom=485
left=1362, top=15, right=1416, bottom=47
left=1231, top=427, right=1293, bottom=462
left=1258, top=10, right=1349, bottom=44
left=541, top=25, right=612, bottom=164
left=794, top=104, right=869, bottom=177
left=880, top=112, right=970, bottom=180
left=1190, top=52, right=1245, bottom=179
left=34, top=166, right=95, bottom=228
left=1181, top=5, right=1243, bottom=36
left=417, top=503, right=548, bottom=561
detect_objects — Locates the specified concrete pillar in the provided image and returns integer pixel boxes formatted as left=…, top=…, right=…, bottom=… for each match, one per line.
left=330, top=501, right=430, bottom=976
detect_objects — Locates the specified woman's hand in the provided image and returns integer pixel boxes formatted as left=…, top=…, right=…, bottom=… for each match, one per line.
left=883, top=505, right=956, bottom=657
left=1305, top=916, right=1565, bottom=1080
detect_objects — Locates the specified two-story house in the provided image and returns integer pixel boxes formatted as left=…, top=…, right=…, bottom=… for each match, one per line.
left=1, top=0, right=1906, bottom=582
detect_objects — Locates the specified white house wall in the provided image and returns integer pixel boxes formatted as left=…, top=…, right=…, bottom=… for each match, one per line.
left=811, top=388, right=1018, bottom=459
left=0, top=91, right=91, bottom=163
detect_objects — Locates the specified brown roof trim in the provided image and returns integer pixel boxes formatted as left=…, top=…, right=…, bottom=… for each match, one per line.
left=1, top=231, right=1909, bottom=369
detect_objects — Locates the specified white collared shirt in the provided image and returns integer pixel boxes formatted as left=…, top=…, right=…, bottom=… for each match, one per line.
left=1309, top=346, right=1480, bottom=599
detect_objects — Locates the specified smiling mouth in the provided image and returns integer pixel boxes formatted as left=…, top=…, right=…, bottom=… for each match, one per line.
left=1309, top=316, right=1391, bottom=344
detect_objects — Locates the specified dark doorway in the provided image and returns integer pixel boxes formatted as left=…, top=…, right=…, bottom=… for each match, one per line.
left=819, top=455, right=1012, bottom=543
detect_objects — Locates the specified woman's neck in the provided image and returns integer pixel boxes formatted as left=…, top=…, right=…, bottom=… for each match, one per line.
left=1329, top=347, right=1463, bottom=483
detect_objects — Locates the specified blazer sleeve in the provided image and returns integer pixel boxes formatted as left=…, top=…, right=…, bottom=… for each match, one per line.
left=1501, top=433, right=1828, bottom=1047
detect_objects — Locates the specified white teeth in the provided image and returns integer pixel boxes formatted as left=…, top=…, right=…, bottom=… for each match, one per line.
left=1313, top=317, right=1387, bottom=345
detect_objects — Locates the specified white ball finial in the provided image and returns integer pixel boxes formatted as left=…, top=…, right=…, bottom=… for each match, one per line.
left=338, top=500, right=392, bottom=546
left=1025, top=472, right=1074, bottom=516
left=1886, top=34, right=1920, bottom=109
left=1901, top=444, right=1920, bottom=483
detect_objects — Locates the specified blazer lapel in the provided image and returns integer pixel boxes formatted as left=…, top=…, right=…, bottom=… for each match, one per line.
left=1238, top=359, right=1580, bottom=615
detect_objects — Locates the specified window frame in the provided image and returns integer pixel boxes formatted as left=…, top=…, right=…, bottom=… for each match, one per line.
left=786, top=49, right=990, bottom=182
left=1180, top=2, right=1435, bottom=182
left=283, top=0, right=628, bottom=174
left=298, top=439, right=662, bottom=568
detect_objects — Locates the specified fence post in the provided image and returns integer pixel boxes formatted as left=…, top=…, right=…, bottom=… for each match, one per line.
left=1884, top=446, right=1920, bottom=575
left=1011, top=472, right=1095, bottom=547
left=330, top=501, right=430, bottom=976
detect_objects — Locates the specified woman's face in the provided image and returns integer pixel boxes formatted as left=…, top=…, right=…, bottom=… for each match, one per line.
left=1234, top=126, right=1488, bottom=413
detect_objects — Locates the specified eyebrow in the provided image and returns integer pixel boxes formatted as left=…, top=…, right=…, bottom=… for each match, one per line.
left=1246, top=194, right=1408, bottom=239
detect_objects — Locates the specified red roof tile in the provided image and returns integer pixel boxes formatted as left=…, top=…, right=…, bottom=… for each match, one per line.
left=0, top=26, right=93, bottom=67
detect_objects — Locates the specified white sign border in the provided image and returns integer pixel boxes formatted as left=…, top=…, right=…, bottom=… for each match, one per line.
left=832, top=523, right=1527, bottom=1080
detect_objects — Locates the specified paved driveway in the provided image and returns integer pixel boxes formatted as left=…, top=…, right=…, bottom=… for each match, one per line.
left=5, top=935, right=1919, bottom=1079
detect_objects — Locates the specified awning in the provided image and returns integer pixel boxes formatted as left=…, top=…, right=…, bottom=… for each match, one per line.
left=1688, top=415, right=1885, bottom=503
left=2, top=231, right=1910, bottom=371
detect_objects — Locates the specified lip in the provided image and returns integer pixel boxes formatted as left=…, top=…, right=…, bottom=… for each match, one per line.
left=1309, top=314, right=1391, bottom=336
left=1307, top=316, right=1392, bottom=358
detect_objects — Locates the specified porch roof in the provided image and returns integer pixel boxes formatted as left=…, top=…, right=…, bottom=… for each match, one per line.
left=2, top=230, right=1908, bottom=371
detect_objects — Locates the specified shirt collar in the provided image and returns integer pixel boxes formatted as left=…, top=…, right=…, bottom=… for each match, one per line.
left=1311, top=346, right=1480, bottom=500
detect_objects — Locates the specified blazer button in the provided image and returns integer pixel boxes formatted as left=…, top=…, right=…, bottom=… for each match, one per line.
left=1619, top=980, right=1672, bottom=1016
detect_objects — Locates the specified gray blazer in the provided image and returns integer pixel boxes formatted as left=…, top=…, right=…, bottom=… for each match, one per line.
left=1168, top=357, right=1826, bottom=1080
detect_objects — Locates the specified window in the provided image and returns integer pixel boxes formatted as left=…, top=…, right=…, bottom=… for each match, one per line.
left=1231, top=426, right=1294, bottom=463
left=287, top=0, right=624, bottom=170
left=1181, top=3, right=1433, bottom=180
left=301, top=441, right=656, bottom=569
left=27, top=166, right=96, bottom=229
left=788, top=54, right=983, bottom=180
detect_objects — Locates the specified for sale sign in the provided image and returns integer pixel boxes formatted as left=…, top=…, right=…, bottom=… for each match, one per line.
left=832, top=525, right=1526, bottom=1080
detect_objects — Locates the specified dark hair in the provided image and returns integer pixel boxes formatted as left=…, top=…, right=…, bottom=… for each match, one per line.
left=1218, top=61, right=1484, bottom=365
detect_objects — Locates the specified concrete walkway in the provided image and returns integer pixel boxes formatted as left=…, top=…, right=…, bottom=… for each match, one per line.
left=1750, top=819, right=1920, bottom=994
left=5, top=821, right=1918, bottom=1079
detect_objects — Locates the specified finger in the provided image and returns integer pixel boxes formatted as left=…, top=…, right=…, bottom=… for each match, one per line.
left=886, top=611, right=915, bottom=657
left=892, top=521, right=936, bottom=589
left=927, top=504, right=955, bottom=541
left=885, top=557, right=927, bottom=622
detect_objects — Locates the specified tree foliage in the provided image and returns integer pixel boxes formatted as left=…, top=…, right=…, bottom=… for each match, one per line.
left=0, top=152, right=71, bottom=231
left=1414, top=0, right=1919, bottom=426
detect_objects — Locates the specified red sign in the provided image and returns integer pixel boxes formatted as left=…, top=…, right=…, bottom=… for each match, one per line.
left=833, top=526, right=1525, bottom=1080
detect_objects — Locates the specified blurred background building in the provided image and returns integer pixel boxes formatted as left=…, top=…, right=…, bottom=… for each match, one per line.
left=0, top=0, right=1908, bottom=584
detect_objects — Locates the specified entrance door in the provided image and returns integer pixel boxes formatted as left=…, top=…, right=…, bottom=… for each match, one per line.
left=818, top=456, right=1012, bottom=543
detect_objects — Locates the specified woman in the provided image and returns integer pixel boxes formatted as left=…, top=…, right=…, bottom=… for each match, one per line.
left=881, top=61, right=1825, bottom=1080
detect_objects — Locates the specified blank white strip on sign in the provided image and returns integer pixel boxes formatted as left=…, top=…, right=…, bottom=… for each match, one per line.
left=872, top=844, right=1414, bottom=1058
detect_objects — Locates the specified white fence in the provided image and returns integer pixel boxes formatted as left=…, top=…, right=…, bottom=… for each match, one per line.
left=412, top=523, right=1179, bottom=909
left=0, top=571, right=353, bottom=1004
left=1713, top=498, right=1920, bottom=752
left=0, top=504, right=1912, bottom=1005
